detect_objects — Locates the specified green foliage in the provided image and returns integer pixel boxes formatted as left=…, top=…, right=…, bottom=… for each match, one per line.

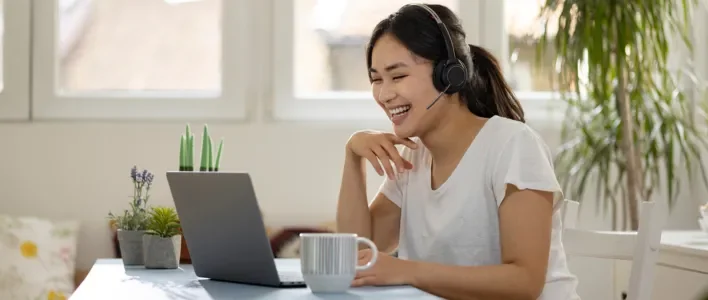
left=108, top=166, right=155, bottom=231
left=108, top=209, right=149, bottom=231
left=536, top=0, right=708, bottom=229
left=180, top=124, right=224, bottom=172
left=145, top=206, right=181, bottom=238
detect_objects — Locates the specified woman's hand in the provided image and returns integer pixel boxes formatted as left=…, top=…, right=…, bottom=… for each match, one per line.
left=351, top=249, right=417, bottom=287
left=346, top=130, right=418, bottom=179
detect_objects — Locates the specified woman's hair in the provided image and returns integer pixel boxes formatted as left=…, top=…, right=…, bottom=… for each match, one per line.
left=365, top=4, right=525, bottom=123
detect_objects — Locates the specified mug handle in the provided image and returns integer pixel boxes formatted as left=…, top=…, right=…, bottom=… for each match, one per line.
left=355, top=237, right=378, bottom=271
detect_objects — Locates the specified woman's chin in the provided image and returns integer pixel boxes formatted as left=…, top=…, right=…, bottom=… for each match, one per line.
left=392, top=123, right=416, bottom=139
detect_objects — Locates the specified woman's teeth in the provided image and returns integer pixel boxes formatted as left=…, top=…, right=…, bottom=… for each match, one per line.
left=389, top=105, right=411, bottom=116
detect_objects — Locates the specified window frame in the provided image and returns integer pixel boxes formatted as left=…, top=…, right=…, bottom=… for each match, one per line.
left=0, top=0, right=31, bottom=121
left=270, top=0, right=487, bottom=123
left=484, top=0, right=567, bottom=122
left=269, top=0, right=565, bottom=125
left=30, top=0, right=252, bottom=121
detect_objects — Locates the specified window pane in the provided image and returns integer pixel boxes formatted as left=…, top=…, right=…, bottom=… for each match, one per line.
left=0, top=0, right=4, bottom=92
left=57, top=0, right=221, bottom=92
left=294, top=0, right=458, bottom=97
left=505, top=0, right=555, bottom=92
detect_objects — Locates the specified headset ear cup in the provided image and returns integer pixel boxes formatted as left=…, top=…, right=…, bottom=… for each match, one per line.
left=432, top=61, right=448, bottom=93
left=444, top=60, right=467, bottom=94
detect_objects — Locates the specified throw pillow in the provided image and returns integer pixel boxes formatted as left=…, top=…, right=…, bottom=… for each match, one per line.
left=0, top=215, right=80, bottom=300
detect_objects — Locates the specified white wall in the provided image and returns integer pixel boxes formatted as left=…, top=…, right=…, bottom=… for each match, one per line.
left=0, top=116, right=702, bottom=270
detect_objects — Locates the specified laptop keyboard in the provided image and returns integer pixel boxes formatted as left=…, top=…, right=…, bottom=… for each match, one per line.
left=279, top=272, right=304, bottom=283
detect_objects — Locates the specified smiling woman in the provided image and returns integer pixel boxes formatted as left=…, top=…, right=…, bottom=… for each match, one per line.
left=336, top=3, right=580, bottom=300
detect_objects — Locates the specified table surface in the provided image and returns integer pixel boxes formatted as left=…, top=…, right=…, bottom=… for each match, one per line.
left=70, top=258, right=440, bottom=300
left=656, top=230, right=708, bottom=254
left=70, top=231, right=708, bottom=299
left=595, top=230, right=708, bottom=255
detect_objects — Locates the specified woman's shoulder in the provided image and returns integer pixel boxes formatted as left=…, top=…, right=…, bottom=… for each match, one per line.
left=487, top=115, right=534, bottom=133
left=485, top=116, right=547, bottom=147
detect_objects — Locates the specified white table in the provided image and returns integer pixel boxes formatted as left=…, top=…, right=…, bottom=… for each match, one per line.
left=656, top=230, right=708, bottom=273
left=607, top=230, right=708, bottom=300
left=70, top=258, right=440, bottom=300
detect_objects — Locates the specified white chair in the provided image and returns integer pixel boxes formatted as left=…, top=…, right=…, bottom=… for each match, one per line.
left=562, top=199, right=580, bottom=229
left=562, top=199, right=664, bottom=300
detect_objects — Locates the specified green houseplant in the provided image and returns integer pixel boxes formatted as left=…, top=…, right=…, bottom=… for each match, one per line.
left=536, top=0, right=708, bottom=230
left=142, top=206, right=182, bottom=269
left=108, top=166, right=154, bottom=265
left=179, top=123, right=224, bottom=172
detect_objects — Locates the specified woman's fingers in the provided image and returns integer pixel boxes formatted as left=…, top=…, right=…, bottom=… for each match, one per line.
left=388, top=134, right=418, bottom=150
left=362, top=151, right=384, bottom=176
left=381, top=142, right=408, bottom=173
left=385, top=135, right=416, bottom=170
left=359, top=134, right=417, bottom=179
left=371, top=146, right=396, bottom=179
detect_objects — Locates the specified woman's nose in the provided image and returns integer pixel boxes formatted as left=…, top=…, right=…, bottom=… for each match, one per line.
left=377, top=82, right=396, bottom=103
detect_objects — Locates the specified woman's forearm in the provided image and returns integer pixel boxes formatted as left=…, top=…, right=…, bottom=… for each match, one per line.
left=407, top=260, right=543, bottom=300
left=336, top=149, right=373, bottom=239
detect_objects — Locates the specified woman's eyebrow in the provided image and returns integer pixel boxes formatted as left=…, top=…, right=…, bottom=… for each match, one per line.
left=369, top=62, right=408, bottom=73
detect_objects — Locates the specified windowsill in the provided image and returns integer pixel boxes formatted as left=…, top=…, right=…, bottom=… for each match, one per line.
left=272, top=90, right=568, bottom=129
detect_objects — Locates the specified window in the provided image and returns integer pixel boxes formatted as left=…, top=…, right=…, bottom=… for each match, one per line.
left=30, top=0, right=252, bottom=120
left=2, top=0, right=576, bottom=122
left=272, top=0, right=569, bottom=122
left=503, top=0, right=586, bottom=95
left=272, top=0, right=483, bottom=121
left=0, top=0, right=31, bottom=120
left=480, top=0, right=569, bottom=120
left=58, top=0, right=220, bottom=92
left=295, top=0, right=460, bottom=96
left=505, top=0, right=555, bottom=92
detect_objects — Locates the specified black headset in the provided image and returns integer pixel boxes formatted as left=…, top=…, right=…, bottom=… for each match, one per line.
left=409, top=4, right=468, bottom=94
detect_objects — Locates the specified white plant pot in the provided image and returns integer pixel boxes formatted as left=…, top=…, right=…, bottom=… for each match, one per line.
left=142, top=234, right=182, bottom=269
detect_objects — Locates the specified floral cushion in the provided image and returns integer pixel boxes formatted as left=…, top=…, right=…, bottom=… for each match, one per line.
left=0, top=215, right=80, bottom=300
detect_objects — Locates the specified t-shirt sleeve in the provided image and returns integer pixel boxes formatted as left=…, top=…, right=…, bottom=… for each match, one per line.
left=377, top=146, right=415, bottom=208
left=378, top=176, right=403, bottom=207
left=492, top=126, right=564, bottom=208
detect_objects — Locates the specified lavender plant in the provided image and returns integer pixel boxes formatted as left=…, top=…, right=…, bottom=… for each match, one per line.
left=108, top=166, right=155, bottom=231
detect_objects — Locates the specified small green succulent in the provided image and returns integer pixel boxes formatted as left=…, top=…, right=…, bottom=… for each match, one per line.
left=145, top=206, right=181, bottom=238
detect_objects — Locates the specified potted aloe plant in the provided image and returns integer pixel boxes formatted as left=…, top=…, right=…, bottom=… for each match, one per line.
left=179, top=123, right=224, bottom=172
left=108, top=166, right=154, bottom=265
left=142, top=206, right=182, bottom=269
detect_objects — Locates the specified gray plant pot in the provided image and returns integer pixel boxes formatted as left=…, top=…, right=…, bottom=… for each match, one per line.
left=117, top=229, right=145, bottom=266
left=142, top=234, right=182, bottom=269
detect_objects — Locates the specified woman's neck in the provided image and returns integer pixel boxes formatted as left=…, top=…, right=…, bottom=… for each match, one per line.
left=420, top=106, right=489, bottom=165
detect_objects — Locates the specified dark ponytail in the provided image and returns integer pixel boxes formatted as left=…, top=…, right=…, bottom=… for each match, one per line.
left=365, top=4, right=525, bottom=123
left=462, top=44, right=525, bottom=123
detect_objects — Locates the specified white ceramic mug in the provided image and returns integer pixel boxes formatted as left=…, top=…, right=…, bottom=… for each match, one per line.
left=299, top=233, right=378, bottom=293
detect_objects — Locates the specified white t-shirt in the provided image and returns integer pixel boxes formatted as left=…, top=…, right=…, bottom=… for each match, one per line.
left=378, top=115, right=580, bottom=300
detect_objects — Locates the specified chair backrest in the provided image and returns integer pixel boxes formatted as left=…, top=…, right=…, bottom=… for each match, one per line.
left=562, top=199, right=580, bottom=229
left=562, top=200, right=664, bottom=300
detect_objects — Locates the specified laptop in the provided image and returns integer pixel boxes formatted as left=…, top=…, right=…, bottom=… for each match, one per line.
left=166, top=171, right=305, bottom=287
